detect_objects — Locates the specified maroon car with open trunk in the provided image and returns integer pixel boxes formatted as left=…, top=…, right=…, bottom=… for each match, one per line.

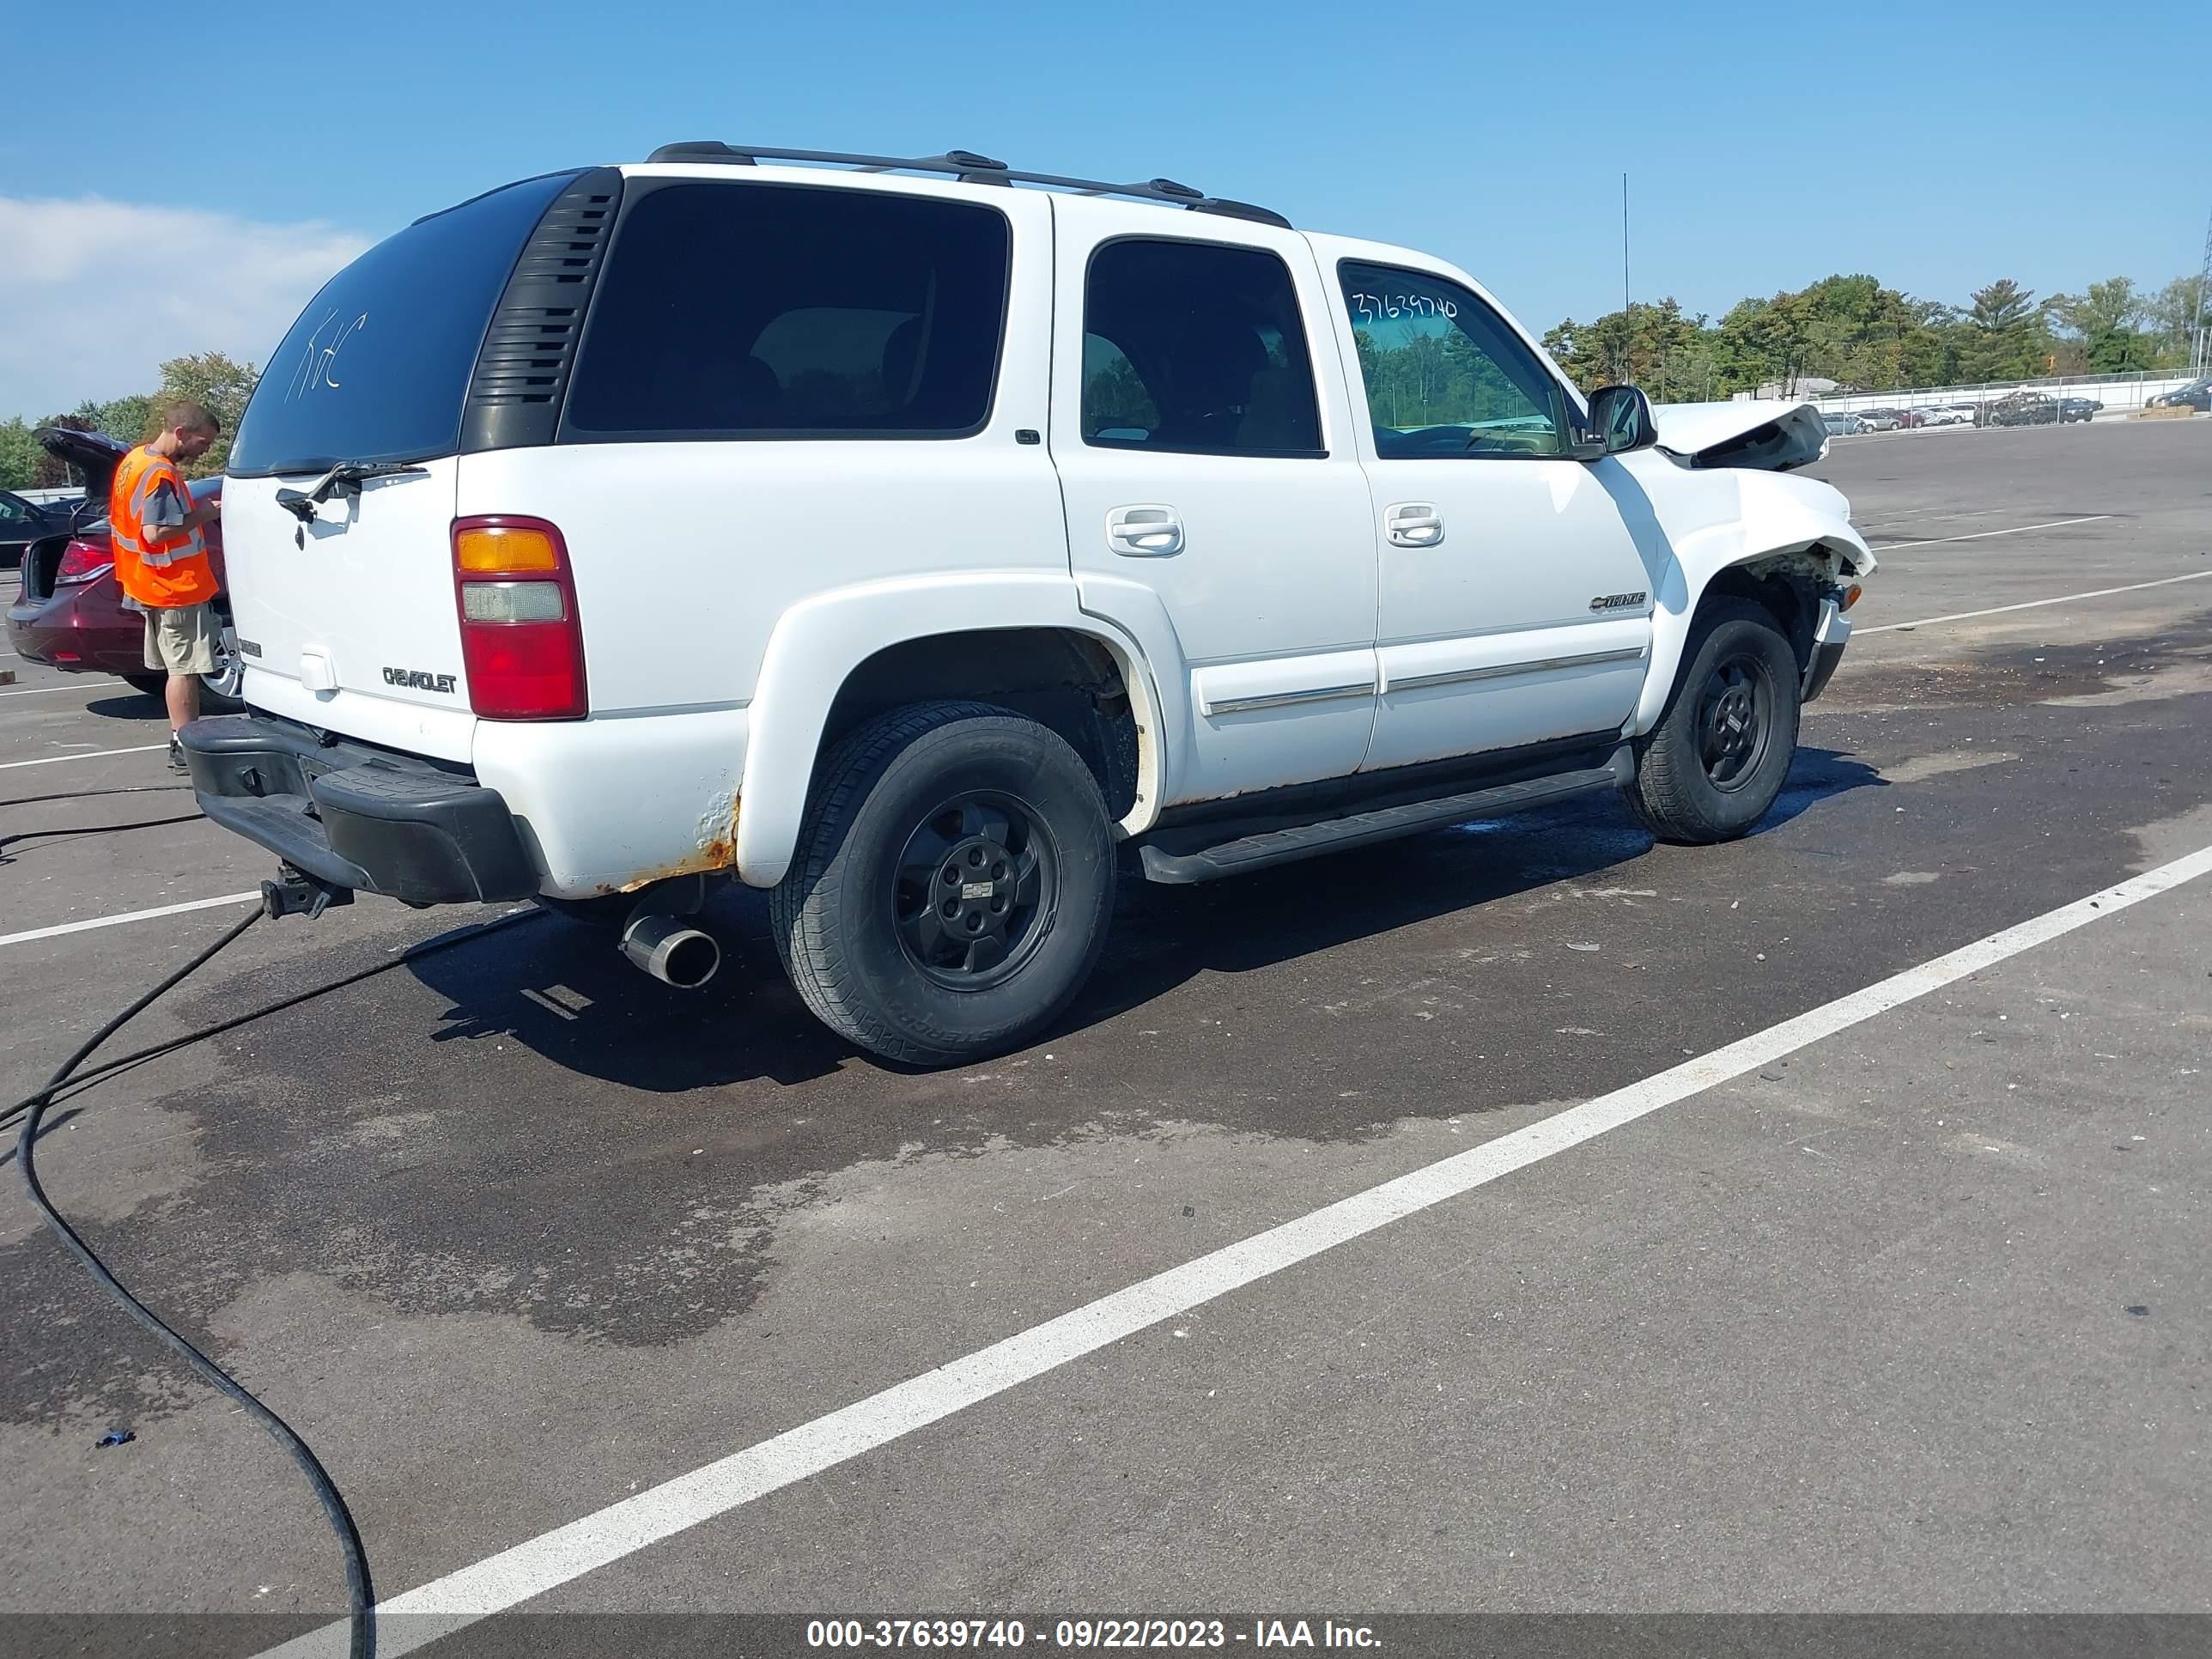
left=5, top=426, right=240, bottom=702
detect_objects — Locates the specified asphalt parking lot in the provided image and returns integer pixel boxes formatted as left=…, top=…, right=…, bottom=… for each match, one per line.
left=3, top=417, right=2209, bottom=1656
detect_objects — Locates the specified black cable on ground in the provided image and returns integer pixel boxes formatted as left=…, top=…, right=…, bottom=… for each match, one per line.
left=13, top=906, right=377, bottom=1659
left=0, top=785, right=196, bottom=809
left=0, top=812, right=204, bottom=860
left=0, top=906, right=545, bottom=1134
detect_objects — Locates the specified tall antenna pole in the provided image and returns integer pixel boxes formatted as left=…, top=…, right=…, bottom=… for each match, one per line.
left=2194, top=198, right=2211, bottom=376
left=1622, top=173, right=1631, bottom=316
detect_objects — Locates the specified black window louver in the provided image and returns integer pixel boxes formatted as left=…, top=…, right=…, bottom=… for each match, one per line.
left=460, top=168, right=624, bottom=452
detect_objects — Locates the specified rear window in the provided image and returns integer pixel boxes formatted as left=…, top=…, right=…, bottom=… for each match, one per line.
left=228, top=172, right=577, bottom=477
left=561, top=181, right=1010, bottom=439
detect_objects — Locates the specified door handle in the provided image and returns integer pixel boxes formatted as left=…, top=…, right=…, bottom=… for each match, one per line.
left=1385, top=501, right=1443, bottom=548
left=1106, top=504, right=1184, bottom=557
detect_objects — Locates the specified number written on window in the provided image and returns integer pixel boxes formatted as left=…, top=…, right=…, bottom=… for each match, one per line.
left=1347, top=291, right=1458, bottom=324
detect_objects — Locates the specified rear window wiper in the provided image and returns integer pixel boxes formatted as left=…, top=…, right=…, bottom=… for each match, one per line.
left=275, top=460, right=430, bottom=522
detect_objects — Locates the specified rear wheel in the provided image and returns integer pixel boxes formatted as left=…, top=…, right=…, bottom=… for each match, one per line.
left=1625, top=599, right=1802, bottom=845
left=771, top=701, right=1115, bottom=1066
left=123, top=673, right=166, bottom=697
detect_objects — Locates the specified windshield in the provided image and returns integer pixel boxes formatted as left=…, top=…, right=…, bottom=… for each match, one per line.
left=228, top=172, right=578, bottom=477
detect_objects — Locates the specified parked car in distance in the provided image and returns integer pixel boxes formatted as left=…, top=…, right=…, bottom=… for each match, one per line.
left=1, top=488, right=76, bottom=569
left=1822, top=410, right=1868, bottom=435
left=1927, top=405, right=1977, bottom=427
left=2057, top=397, right=2101, bottom=423
left=183, top=142, right=1872, bottom=1066
left=1978, top=394, right=2059, bottom=428
left=1890, top=409, right=1926, bottom=428
left=1856, top=409, right=1901, bottom=431
left=2146, top=379, right=2209, bottom=411
left=5, top=427, right=241, bottom=702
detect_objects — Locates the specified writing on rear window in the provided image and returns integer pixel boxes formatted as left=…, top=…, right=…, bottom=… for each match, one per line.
left=287, top=310, right=370, bottom=398
left=228, top=171, right=575, bottom=477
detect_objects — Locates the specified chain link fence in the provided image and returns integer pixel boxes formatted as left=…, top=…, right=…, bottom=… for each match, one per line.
left=1800, top=368, right=2201, bottom=421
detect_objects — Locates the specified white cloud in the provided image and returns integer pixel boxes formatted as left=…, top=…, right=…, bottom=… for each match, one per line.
left=0, top=195, right=372, bottom=422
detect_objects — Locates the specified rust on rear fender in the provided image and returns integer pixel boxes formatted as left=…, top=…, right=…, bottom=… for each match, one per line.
left=595, top=790, right=740, bottom=894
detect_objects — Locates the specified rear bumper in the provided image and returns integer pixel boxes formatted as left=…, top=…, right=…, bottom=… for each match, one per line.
left=6, top=601, right=145, bottom=678
left=181, top=711, right=540, bottom=905
left=1801, top=599, right=1851, bottom=704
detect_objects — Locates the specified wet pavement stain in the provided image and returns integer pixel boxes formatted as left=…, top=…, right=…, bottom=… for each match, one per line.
left=8, top=612, right=2210, bottom=1434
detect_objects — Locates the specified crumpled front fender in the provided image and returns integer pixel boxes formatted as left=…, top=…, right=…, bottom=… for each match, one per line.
left=1614, top=454, right=1874, bottom=737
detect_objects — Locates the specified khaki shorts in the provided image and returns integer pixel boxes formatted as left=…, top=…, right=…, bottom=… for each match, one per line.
left=142, top=602, right=219, bottom=676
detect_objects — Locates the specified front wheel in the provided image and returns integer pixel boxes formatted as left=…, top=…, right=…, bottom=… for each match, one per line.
left=1624, top=599, right=1802, bottom=845
left=771, top=702, right=1116, bottom=1066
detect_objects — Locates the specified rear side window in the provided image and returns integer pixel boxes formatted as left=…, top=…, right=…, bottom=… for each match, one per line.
left=1081, top=239, right=1324, bottom=458
left=228, top=172, right=577, bottom=477
left=562, top=183, right=1010, bottom=439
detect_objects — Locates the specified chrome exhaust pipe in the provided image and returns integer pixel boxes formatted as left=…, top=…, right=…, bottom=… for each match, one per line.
left=620, top=914, right=720, bottom=989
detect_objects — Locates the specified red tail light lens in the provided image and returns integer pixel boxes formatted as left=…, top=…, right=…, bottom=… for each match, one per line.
left=451, top=516, right=586, bottom=720
left=55, top=538, right=114, bottom=586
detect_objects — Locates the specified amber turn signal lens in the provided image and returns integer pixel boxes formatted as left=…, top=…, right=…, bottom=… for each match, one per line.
left=1842, top=584, right=1863, bottom=611
left=454, top=525, right=559, bottom=574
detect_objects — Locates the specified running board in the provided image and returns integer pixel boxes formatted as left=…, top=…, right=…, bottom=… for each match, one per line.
left=1137, top=747, right=1633, bottom=884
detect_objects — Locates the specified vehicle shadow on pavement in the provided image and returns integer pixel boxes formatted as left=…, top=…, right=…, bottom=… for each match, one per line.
left=410, top=902, right=853, bottom=1088
left=84, top=691, right=166, bottom=722
left=402, top=748, right=1885, bottom=1092
left=1066, top=748, right=1885, bottom=1036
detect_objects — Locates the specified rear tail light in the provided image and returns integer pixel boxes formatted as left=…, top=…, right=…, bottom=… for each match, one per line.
left=55, top=538, right=113, bottom=586
left=451, top=516, right=586, bottom=720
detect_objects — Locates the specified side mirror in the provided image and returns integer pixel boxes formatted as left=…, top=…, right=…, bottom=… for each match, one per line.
left=1575, top=384, right=1658, bottom=459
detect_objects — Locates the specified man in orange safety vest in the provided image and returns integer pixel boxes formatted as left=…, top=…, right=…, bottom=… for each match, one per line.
left=111, top=401, right=222, bottom=771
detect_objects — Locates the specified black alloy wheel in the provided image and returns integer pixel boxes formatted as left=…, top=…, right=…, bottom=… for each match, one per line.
left=1696, top=652, right=1776, bottom=792
left=895, top=792, right=1056, bottom=988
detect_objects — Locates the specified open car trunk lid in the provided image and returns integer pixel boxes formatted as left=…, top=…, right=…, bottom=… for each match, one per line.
left=33, top=425, right=128, bottom=514
left=1649, top=399, right=1829, bottom=472
left=221, top=168, right=602, bottom=762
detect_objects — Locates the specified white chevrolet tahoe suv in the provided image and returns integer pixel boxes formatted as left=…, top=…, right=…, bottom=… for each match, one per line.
left=186, top=143, right=1873, bottom=1066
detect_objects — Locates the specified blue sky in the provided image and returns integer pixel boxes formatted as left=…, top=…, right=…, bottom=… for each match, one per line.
left=1, top=0, right=2201, bottom=419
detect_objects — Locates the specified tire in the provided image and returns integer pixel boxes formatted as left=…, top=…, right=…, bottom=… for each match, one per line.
left=123, top=673, right=167, bottom=696
left=770, top=701, right=1116, bottom=1066
left=1624, top=598, right=1802, bottom=845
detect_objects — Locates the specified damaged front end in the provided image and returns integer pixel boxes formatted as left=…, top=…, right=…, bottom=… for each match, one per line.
left=1650, top=400, right=1832, bottom=473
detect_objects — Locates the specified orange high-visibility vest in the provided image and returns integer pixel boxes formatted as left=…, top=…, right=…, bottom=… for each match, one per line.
left=110, top=445, right=217, bottom=607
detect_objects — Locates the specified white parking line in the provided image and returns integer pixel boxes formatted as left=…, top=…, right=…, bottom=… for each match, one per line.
left=0, top=892, right=259, bottom=949
left=0, top=743, right=165, bottom=769
left=0, top=684, right=87, bottom=698
left=1869, top=514, right=2112, bottom=551
left=1860, top=569, right=2212, bottom=634
left=256, top=843, right=2212, bottom=1659
left=1853, top=507, right=2012, bottom=532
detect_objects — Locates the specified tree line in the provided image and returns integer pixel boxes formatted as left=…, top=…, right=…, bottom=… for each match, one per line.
left=1540, top=271, right=2205, bottom=400
left=0, top=351, right=258, bottom=493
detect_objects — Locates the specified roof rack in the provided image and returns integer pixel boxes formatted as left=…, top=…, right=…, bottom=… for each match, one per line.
left=641, top=143, right=1292, bottom=230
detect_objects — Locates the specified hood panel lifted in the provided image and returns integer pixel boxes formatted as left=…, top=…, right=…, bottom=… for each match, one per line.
left=1648, top=400, right=1829, bottom=473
